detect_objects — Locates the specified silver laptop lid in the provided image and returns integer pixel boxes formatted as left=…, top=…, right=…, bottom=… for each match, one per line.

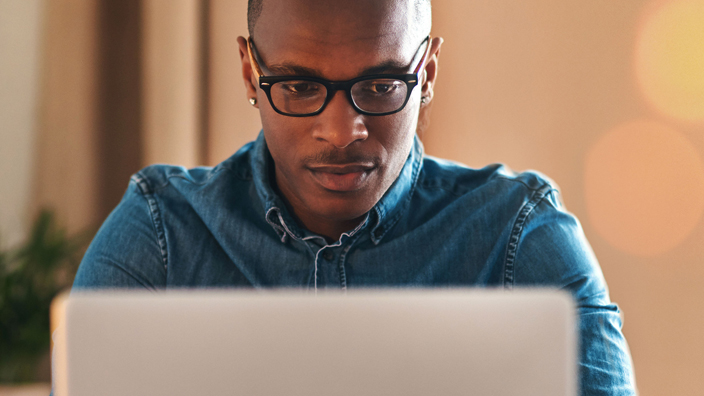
left=53, top=289, right=576, bottom=396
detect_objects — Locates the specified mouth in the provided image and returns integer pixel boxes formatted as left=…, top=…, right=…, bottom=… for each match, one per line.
left=307, top=163, right=376, bottom=192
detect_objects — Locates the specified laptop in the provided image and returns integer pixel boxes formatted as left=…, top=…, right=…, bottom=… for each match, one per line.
left=52, top=289, right=576, bottom=396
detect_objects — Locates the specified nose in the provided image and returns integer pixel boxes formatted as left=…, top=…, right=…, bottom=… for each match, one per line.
left=311, top=90, right=368, bottom=149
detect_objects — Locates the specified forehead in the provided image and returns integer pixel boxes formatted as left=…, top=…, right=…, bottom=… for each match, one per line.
left=253, top=0, right=424, bottom=80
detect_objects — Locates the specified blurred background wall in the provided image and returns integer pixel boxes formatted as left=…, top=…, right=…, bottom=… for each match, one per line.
left=1, top=0, right=703, bottom=394
left=0, top=0, right=44, bottom=250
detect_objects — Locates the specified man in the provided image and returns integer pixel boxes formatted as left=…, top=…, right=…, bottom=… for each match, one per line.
left=72, top=0, right=636, bottom=394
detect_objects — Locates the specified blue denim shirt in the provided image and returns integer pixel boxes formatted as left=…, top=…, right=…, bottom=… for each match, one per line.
left=74, top=132, right=636, bottom=395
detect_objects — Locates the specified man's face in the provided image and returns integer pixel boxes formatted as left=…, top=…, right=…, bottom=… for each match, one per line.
left=240, top=0, right=439, bottom=237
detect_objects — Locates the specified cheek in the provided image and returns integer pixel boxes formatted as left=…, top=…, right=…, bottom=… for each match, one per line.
left=260, top=115, right=302, bottom=177
left=376, top=110, right=419, bottom=171
left=260, top=108, right=309, bottom=155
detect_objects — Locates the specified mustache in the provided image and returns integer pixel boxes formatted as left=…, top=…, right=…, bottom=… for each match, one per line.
left=303, top=149, right=379, bottom=166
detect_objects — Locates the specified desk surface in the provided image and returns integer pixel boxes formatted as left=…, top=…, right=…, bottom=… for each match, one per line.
left=0, top=384, right=51, bottom=396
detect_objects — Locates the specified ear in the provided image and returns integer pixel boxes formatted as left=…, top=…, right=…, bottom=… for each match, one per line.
left=237, top=36, right=259, bottom=108
left=420, top=37, right=444, bottom=105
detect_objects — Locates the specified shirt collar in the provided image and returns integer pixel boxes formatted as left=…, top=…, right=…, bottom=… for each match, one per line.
left=250, top=132, right=303, bottom=242
left=369, top=135, right=424, bottom=244
left=250, top=131, right=424, bottom=244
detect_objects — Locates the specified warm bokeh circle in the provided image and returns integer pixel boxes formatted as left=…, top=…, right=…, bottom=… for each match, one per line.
left=585, top=120, right=704, bottom=256
left=635, top=0, right=704, bottom=123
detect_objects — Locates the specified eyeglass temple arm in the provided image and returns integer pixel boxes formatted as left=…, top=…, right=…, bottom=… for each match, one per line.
left=247, top=37, right=264, bottom=83
left=413, top=35, right=432, bottom=76
left=249, top=35, right=431, bottom=81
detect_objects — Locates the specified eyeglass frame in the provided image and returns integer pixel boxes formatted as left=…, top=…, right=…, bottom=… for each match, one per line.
left=246, top=35, right=432, bottom=117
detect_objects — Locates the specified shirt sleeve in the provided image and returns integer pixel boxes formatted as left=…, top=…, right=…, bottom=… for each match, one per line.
left=511, top=188, right=637, bottom=396
left=52, top=178, right=166, bottom=395
left=72, top=177, right=167, bottom=290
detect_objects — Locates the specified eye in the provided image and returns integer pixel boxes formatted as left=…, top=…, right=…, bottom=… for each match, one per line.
left=280, top=82, right=321, bottom=95
left=371, top=83, right=395, bottom=94
left=361, top=79, right=404, bottom=96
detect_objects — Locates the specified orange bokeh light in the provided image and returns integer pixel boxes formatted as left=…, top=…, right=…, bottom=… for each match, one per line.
left=635, top=0, right=704, bottom=123
left=585, top=120, right=704, bottom=256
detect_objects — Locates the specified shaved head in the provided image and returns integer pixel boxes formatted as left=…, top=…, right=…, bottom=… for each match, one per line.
left=247, top=0, right=432, bottom=39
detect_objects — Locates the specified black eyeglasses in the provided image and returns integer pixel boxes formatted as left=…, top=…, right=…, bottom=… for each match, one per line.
left=247, top=36, right=431, bottom=117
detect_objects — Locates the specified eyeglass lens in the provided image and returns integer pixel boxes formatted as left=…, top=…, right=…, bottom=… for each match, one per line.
left=269, top=78, right=409, bottom=115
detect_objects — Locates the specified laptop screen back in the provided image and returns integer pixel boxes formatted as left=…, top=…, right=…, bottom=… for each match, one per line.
left=53, top=289, right=576, bottom=396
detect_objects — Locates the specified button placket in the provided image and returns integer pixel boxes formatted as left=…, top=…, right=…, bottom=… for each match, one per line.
left=322, top=250, right=334, bottom=261
left=307, top=213, right=370, bottom=291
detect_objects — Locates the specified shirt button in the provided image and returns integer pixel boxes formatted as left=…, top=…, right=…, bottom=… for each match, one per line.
left=322, top=250, right=334, bottom=261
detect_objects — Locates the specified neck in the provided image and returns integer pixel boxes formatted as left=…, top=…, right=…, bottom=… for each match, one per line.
left=288, top=204, right=367, bottom=244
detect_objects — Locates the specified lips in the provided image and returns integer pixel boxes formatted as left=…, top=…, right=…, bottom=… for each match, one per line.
left=308, top=164, right=375, bottom=192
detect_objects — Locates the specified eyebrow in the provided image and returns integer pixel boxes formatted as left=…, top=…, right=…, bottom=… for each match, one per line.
left=266, top=60, right=411, bottom=79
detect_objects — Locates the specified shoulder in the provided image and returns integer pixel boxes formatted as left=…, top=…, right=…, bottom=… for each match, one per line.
left=119, top=141, right=260, bottom=255
left=131, top=141, right=255, bottom=197
left=417, top=155, right=561, bottom=208
left=415, top=156, right=604, bottom=299
left=74, top=142, right=259, bottom=290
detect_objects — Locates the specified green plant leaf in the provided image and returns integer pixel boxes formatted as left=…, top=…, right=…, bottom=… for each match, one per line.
left=0, top=209, right=90, bottom=382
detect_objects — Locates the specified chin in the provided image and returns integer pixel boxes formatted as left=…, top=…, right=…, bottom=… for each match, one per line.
left=311, top=193, right=376, bottom=223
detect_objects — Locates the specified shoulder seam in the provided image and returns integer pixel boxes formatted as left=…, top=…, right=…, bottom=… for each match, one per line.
left=161, top=165, right=237, bottom=186
left=502, top=182, right=553, bottom=290
left=416, top=170, right=550, bottom=198
left=494, top=174, right=545, bottom=192
left=130, top=174, right=169, bottom=273
left=416, top=179, right=466, bottom=197
left=135, top=164, right=243, bottom=194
